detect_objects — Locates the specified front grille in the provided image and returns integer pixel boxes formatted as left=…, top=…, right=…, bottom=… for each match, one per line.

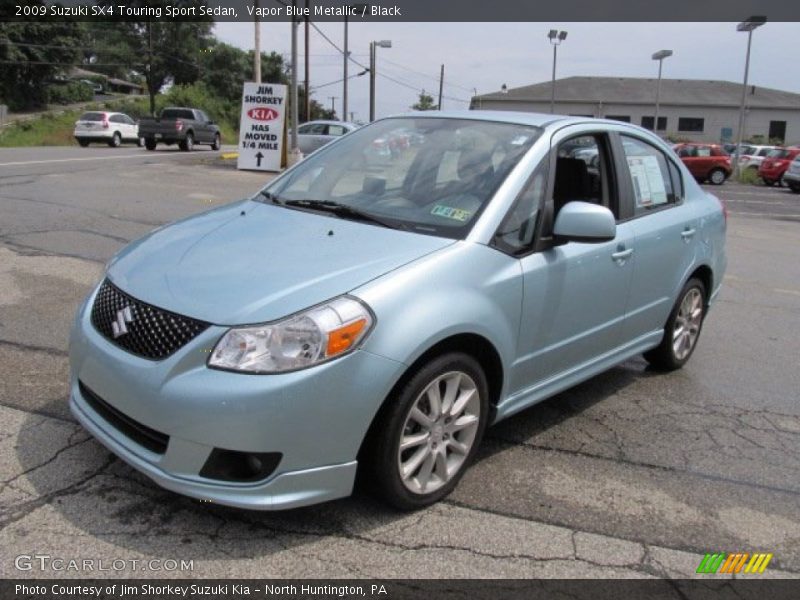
left=79, top=381, right=169, bottom=454
left=90, top=279, right=209, bottom=360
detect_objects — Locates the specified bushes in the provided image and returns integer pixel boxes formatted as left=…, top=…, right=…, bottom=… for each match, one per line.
left=44, top=81, right=94, bottom=105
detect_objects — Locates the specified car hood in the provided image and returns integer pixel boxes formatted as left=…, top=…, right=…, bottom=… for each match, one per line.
left=107, top=200, right=453, bottom=325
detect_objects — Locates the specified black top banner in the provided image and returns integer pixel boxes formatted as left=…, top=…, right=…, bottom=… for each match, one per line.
left=2, top=0, right=800, bottom=22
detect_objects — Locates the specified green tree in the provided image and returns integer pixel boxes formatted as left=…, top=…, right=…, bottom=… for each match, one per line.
left=411, top=91, right=437, bottom=111
left=0, top=14, right=86, bottom=110
left=92, top=1, right=214, bottom=115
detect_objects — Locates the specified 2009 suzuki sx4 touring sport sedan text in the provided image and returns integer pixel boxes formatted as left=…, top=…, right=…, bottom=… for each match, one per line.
left=69, top=112, right=726, bottom=510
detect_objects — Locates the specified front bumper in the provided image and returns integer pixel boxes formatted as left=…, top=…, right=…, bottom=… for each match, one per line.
left=68, top=284, right=406, bottom=510
left=783, top=170, right=800, bottom=185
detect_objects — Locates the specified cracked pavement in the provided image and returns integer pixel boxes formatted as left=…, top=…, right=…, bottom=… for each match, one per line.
left=1, top=147, right=799, bottom=578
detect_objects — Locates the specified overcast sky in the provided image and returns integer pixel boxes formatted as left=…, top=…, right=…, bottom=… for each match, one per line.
left=214, top=22, right=800, bottom=123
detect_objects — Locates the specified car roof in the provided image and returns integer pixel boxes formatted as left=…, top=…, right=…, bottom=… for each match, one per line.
left=380, top=110, right=678, bottom=136
left=301, top=120, right=356, bottom=126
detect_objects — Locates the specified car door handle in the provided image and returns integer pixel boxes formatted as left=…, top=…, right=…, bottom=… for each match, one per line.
left=681, top=228, right=696, bottom=240
left=611, top=248, right=633, bottom=262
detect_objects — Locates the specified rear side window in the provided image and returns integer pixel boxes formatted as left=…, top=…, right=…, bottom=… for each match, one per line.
left=80, top=112, right=105, bottom=122
left=161, top=109, right=195, bottom=120
left=620, top=136, right=681, bottom=216
left=327, top=125, right=347, bottom=136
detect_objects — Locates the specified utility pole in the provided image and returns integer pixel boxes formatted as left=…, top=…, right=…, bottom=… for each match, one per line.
left=304, top=0, right=309, bottom=122
left=369, top=42, right=375, bottom=122
left=289, top=1, right=300, bottom=160
left=253, top=1, right=261, bottom=83
left=328, top=96, right=338, bottom=116
left=438, top=64, right=444, bottom=110
left=147, top=20, right=155, bottom=115
left=343, top=13, right=348, bottom=123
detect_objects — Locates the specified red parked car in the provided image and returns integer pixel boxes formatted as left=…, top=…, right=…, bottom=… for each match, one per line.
left=758, top=147, right=800, bottom=186
left=673, top=143, right=732, bottom=185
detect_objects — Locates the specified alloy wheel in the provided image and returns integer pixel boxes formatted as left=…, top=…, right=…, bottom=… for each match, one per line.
left=672, top=288, right=703, bottom=360
left=397, top=371, right=481, bottom=494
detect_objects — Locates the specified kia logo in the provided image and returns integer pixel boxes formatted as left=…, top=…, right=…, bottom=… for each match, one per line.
left=248, top=107, right=279, bottom=121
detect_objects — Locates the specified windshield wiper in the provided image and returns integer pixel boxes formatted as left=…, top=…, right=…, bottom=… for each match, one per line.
left=257, top=190, right=282, bottom=204
left=283, top=199, right=402, bottom=230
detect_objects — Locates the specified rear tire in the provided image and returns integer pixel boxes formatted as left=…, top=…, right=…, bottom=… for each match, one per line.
left=365, top=352, right=489, bottom=511
left=762, top=178, right=775, bottom=186
left=789, top=184, right=800, bottom=194
left=644, top=278, right=707, bottom=371
left=708, top=168, right=726, bottom=185
left=108, top=132, right=121, bottom=148
left=144, top=139, right=157, bottom=151
left=77, top=139, right=90, bottom=148
left=179, top=132, right=194, bottom=152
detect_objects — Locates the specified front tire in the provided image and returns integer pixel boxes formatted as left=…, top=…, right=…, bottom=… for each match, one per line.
left=708, top=168, right=726, bottom=186
left=644, top=278, right=707, bottom=371
left=366, top=352, right=489, bottom=510
left=762, top=178, right=775, bottom=186
left=211, top=133, right=221, bottom=151
left=789, top=184, right=800, bottom=194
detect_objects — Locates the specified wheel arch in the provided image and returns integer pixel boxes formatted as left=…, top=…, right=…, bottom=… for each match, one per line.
left=357, top=332, right=504, bottom=461
left=688, top=264, right=713, bottom=307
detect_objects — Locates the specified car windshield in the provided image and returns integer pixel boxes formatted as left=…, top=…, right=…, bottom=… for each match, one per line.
left=79, top=112, right=105, bottom=122
left=259, top=117, right=542, bottom=238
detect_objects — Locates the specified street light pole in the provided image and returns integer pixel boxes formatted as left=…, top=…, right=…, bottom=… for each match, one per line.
left=547, top=29, right=567, bottom=114
left=369, top=39, right=391, bottom=122
left=651, top=49, right=672, bottom=135
left=733, top=16, right=766, bottom=178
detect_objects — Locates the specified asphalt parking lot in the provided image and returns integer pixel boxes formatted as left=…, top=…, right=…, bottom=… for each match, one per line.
left=1, top=146, right=799, bottom=578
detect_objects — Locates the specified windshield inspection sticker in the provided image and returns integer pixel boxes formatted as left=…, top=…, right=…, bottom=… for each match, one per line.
left=431, top=205, right=472, bottom=222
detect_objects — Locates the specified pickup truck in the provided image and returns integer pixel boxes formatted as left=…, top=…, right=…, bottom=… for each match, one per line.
left=138, top=107, right=221, bottom=152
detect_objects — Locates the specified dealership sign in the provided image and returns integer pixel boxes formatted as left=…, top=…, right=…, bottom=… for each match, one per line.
left=237, top=82, right=286, bottom=172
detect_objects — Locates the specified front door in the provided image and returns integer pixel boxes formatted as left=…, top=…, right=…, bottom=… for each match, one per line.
left=511, top=129, right=634, bottom=393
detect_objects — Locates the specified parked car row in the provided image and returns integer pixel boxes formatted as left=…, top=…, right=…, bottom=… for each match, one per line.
left=74, top=111, right=360, bottom=154
left=673, top=141, right=800, bottom=189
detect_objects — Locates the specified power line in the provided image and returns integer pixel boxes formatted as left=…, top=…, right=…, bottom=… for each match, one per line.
left=379, top=56, right=475, bottom=94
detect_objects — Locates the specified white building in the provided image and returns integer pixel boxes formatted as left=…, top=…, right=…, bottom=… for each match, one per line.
left=472, top=77, right=800, bottom=144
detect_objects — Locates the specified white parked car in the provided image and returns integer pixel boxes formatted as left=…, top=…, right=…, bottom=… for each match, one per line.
left=74, top=111, right=142, bottom=148
left=295, top=120, right=358, bottom=154
left=737, top=144, right=777, bottom=171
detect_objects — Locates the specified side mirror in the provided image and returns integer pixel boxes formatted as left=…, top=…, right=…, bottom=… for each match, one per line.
left=553, top=201, right=616, bottom=243
left=207, top=120, right=215, bottom=125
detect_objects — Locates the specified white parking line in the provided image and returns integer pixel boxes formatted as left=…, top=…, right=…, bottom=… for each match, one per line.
left=0, top=152, right=197, bottom=167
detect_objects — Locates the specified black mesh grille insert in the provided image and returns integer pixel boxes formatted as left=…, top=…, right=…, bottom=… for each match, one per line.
left=90, top=279, right=209, bottom=360
left=79, top=381, right=169, bottom=454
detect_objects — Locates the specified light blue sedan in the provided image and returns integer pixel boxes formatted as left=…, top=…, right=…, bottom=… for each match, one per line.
left=69, top=111, right=726, bottom=510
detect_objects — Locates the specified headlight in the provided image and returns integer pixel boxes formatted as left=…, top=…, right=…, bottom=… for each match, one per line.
left=208, top=296, right=374, bottom=373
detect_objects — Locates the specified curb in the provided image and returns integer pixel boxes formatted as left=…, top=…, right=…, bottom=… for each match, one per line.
left=220, top=152, right=239, bottom=160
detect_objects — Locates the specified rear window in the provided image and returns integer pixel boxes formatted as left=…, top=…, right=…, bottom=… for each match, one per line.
left=79, top=112, right=106, bottom=122
left=161, top=109, right=195, bottom=120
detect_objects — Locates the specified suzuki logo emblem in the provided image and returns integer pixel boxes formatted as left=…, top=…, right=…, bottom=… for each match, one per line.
left=112, top=306, right=134, bottom=338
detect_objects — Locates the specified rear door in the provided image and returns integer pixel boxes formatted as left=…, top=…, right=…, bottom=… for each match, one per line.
left=615, top=134, right=698, bottom=344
